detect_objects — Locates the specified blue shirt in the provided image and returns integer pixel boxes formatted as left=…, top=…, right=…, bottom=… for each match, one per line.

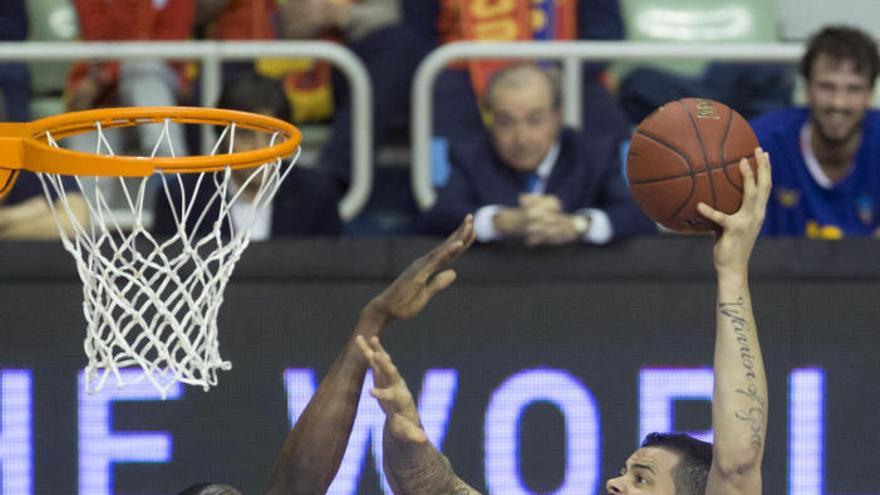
left=751, top=108, right=880, bottom=238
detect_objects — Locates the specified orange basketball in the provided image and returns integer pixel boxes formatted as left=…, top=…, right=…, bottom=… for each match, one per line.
left=626, top=98, right=759, bottom=233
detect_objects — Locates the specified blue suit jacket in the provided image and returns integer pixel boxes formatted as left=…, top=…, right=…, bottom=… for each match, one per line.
left=421, top=127, right=656, bottom=239
left=152, top=167, right=342, bottom=238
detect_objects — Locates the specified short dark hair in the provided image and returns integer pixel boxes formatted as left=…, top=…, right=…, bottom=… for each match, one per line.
left=801, top=25, right=880, bottom=86
left=177, top=482, right=242, bottom=495
left=484, top=63, right=562, bottom=112
left=641, top=432, right=713, bottom=495
left=216, top=72, right=292, bottom=122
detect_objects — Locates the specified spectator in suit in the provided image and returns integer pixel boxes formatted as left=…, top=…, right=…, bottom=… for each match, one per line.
left=421, top=63, right=655, bottom=245
left=152, top=73, right=342, bottom=239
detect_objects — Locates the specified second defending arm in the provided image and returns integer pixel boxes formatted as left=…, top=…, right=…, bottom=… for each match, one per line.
left=357, top=336, right=483, bottom=495
left=263, top=216, right=475, bottom=495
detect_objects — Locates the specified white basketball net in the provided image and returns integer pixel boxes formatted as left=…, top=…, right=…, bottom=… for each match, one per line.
left=34, top=118, right=298, bottom=398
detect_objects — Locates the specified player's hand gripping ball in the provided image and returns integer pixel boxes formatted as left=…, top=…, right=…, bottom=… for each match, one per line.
left=626, top=98, right=759, bottom=233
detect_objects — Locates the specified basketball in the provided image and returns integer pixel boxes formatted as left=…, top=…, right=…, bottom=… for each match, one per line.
left=626, top=98, right=759, bottom=233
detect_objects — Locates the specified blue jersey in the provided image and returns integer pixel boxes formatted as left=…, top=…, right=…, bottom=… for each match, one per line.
left=751, top=108, right=880, bottom=238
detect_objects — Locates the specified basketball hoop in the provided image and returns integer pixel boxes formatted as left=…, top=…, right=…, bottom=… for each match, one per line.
left=0, top=107, right=302, bottom=398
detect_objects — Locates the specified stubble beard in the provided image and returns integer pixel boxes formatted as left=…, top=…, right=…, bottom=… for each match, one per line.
left=811, top=109, right=864, bottom=148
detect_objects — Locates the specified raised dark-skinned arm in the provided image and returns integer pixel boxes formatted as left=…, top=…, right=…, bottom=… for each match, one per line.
left=263, top=216, right=475, bottom=495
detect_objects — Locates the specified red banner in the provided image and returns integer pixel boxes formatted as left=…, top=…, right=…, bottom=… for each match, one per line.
left=453, top=0, right=577, bottom=99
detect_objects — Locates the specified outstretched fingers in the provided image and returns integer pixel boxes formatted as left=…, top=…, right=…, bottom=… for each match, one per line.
left=740, top=156, right=756, bottom=203
left=697, top=202, right=730, bottom=229
left=355, top=335, right=373, bottom=362
left=367, top=337, right=403, bottom=388
left=454, top=213, right=476, bottom=241
left=355, top=335, right=393, bottom=389
left=355, top=335, right=383, bottom=382
left=420, top=215, right=474, bottom=274
left=453, top=213, right=476, bottom=250
left=370, top=386, right=398, bottom=403
left=356, top=340, right=427, bottom=443
left=426, top=269, right=457, bottom=296
left=754, top=148, right=772, bottom=209
left=740, top=148, right=771, bottom=217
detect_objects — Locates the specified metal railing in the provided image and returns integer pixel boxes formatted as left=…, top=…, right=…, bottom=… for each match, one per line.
left=0, top=41, right=372, bottom=220
left=412, top=40, right=804, bottom=210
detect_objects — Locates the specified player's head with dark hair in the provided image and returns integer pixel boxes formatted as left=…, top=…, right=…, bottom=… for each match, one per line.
left=800, top=26, right=878, bottom=146
left=801, top=25, right=879, bottom=85
left=641, top=433, right=713, bottom=494
left=801, top=26, right=880, bottom=145
left=482, top=63, right=563, bottom=172
left=177, top=482, right=242, bottom=495
left=216, top=71, right=292, bottom=122
left=605, top=432, right=712, bottom=495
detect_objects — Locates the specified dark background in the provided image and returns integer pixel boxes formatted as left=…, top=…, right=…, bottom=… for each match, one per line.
left=1, top=237, right=878, bottom=495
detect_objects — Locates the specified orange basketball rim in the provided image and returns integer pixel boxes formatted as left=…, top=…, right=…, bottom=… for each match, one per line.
left=0, top=106, right=302, bottom=199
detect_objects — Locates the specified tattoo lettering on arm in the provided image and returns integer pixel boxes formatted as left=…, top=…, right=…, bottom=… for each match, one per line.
left=384, top=426, right=483, bottom=495
left=719, top=296, right=766, bottom=449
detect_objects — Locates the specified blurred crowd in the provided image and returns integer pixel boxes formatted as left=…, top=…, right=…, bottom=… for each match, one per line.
left=1, top=0, right=878, bottom=243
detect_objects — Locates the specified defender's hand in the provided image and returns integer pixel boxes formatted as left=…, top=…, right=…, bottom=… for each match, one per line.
left=697, top=147, right=771, bottom=275
left=356, top=335, right=427, bottom=443
left=363, top=215, right=475, bottom=323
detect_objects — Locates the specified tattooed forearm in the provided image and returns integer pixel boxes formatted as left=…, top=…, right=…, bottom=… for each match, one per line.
left=384, top=425, right=483, bottom=495
left=719, top=296, right=766, bottom=448
left=719, top=297, right=758, bottom=380
left=734, top=405, right=766, bottom=448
